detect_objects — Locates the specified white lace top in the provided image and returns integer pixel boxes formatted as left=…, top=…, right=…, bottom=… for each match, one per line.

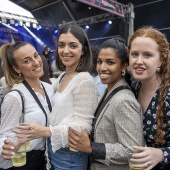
left=50, top=72, right=99, bottom=152
left=0, top=81, right=55, bottom=169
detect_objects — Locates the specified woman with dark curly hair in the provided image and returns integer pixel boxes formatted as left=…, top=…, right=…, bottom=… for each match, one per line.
left=128, top=26, right=170, bottom=170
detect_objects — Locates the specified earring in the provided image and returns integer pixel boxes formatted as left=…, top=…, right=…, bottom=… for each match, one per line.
left=78, top=58, right=84, bottom=67
left=19, top=73, right=21, bottom=77
left=122, top=70, right=126, bottom=76
left=156, top=67, right=161, bottom=73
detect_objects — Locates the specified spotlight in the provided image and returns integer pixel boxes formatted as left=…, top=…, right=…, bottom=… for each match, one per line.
left=19, top=21, right=23, bottom=26
left=37, top=25, right=42, bottom=30
left=1, top=18, right=7, bottom=24
left=15, top=23, right=19, bottom=27
left=108, top=21, right=112, bottom=24
left=25, top=22, right=30, bottom=27
left=10, top=19, right=15, bottom=25
left=86, top=25, right=89, bottom=29
left=54, top=29, right=58, bottom=34
left=32, top=23, right=37, bottom=28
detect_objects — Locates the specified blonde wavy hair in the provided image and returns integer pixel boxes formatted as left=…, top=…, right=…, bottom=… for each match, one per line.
left=128, top=26, right=170, bottom=144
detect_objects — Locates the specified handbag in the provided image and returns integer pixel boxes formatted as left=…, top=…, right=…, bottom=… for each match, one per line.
left=23, top=80, right=52, bottom=170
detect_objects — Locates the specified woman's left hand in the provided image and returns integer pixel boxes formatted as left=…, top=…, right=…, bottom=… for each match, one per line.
left=13, top=123, right=51, bottom=140
left=130, top=146, right=164, bottom=170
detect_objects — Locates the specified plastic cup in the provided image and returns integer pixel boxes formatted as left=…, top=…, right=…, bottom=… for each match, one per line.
left=6, top=133, right=27, bottom=167
left=125, top=147, right=144, bottom=170
left=69, top=126, right=83, bottom=152
left=13, top=124, right=30, bottom=151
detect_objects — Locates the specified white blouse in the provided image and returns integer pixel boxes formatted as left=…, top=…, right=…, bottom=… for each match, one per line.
left=50, top=72, right=99, bottom=152
left=0, top=81, right=55, bottom=169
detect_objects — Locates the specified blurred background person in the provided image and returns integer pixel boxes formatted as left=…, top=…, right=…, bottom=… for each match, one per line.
left=42, top=46, right=54, bottom=78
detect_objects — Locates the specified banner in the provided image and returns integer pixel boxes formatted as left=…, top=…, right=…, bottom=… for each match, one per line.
left=0, top=25, right=22, bottom=46
left=77, top=0, right=125, bottom=17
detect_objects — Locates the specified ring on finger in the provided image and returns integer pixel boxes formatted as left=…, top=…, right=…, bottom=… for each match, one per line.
left=28, top=125, right=33, bottom=130
left=147, top=162, right=151, bottom=167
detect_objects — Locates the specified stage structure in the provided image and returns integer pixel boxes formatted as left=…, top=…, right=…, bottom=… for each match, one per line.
left=0, top=11, right=58, bottom=29
left=61, top=1, right=134, bottom=43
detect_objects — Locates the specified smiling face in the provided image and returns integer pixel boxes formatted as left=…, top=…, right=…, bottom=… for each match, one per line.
left=13, top=44, right=43, bottom=82
left=97, top=48, right=125, bottom=91
left=58, top=32, right=84, bottom=71
left=129, top=37, right=161, bottom=83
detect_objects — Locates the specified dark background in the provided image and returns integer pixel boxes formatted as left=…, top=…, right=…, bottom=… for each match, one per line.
left=8, top=0, right=170, bottom=47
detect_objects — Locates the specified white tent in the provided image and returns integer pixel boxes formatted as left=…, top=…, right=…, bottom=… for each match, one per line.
left=0, top=0, right=34, bottom=18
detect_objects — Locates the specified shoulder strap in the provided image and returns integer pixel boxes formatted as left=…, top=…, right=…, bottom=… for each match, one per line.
left=91, top=85, right=131, bottom=142
left=11, top=89, right=25, bottom=123
left=23, top=80, right=51, bottom=127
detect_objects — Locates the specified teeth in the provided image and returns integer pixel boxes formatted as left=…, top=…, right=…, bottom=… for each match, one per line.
left=136, top=68, right=144, bottom=71
left=34, top=67, right=40, bottom=71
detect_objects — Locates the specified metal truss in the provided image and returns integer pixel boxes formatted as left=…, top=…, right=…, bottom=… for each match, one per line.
left=62, top=13, right=119, bottom=27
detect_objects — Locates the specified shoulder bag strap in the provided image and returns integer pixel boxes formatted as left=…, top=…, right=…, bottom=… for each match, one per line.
left=23, top=80, right=51, bottom=127
left=91, top=85, right=131, bottom=142
left=11, top=89, right=25, bottom=123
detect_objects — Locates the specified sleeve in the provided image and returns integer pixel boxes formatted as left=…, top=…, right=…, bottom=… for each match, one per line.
left=159, top=92, right=170, bottom=166
left=49, top=78, right=99, bottom=152
left=0, top=93, right=22, bottom=169
left=91, top=92, right=144, bottom=165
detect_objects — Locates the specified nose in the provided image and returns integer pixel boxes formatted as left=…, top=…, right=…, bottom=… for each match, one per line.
left=63, top=45, right=69, bottom=54
left=100, top=62, right=107, bottom=71
left=135, top=55, right=143, bottom=64
left=32, top=58, right=39, bottom=66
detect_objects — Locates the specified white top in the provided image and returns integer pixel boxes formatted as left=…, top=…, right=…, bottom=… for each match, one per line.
left=0, top=81, right=55, bottom=169
left=50, top=72, right=99, bottom=152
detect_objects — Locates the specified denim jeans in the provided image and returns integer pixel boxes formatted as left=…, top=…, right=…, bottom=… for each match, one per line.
left=48, top=139, right=88, bottom=170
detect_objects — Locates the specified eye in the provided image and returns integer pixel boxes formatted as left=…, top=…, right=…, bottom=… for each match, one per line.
left=107, top=61, right=114, bottom=65
left=144, top=52, right=151, bottom=58
left=58, top=43, right=65, bottom=48
left=70, top=44, right=78, bottom=49
left=131, top=52, right=138, bottom=58
left=23, top=59, right=30, bottom=63
left=34, top=53, right=40, bottom=58
left=97, top=59, right=102, bottom=65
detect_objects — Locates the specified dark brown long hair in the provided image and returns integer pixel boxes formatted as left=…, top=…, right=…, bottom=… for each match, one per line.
left=128, top=26, right=170, bottom=144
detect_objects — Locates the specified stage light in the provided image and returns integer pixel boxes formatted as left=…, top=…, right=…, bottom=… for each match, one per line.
left=1, top=18, right=7, bottom=24
left=10, top=19, right=15, bottom=25
left=15, top=23, right=19, bottom=27
left=19, top=21, right=23, bottom=26
left=25, top=22, right=30, bottom=27
left=32, top=23, right=37, bottom=28
left=108, top=21, right=112, bottom=24
left=54, top=30, right=58, bottom=34
left=37, top=25, right=42, bottom=30
left=86, top=25, right=89, bottom=29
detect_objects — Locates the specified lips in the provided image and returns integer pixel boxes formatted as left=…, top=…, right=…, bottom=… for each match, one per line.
left=99, top=73, right=110, bottom=79
left=134, top=67, right=146, bottom=74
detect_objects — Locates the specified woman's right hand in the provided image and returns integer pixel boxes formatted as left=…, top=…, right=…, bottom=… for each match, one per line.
left=1, top=139, right=15, bottom=160
left=68, top=127, right=92, bottom=153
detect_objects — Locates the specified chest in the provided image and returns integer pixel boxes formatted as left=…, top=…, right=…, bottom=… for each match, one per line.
left=138, top=91, right=155, bottom=114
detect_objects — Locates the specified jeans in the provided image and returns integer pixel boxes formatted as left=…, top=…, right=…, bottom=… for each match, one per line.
left=48, top=139, right=88, bottom=170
